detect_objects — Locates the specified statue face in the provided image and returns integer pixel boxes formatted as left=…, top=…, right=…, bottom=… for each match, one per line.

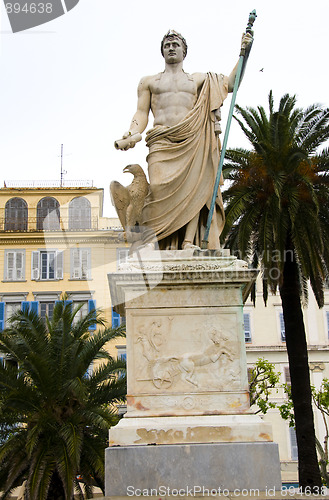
left=162, top=36, right=184, bottom=64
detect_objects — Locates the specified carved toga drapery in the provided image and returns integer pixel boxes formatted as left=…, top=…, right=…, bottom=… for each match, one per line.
left=141, top=72, right=229, bottom=249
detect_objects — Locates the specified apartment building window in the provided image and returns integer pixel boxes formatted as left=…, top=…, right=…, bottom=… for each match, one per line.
left=66, top=293, right=96, bottom=331
left=31, top=250, right=63, bottom=280
left=116, top=248, right=129, bottom=269
left=70, top=248, right=91, bottom=280
left=43, top=300, right=93, bottom=324
left=77, top=300, right=96, bottom=330
left=117, top=347, right=126, bottom=361
left=32, top=292, right=61, bottom=322
left=279, top=312, right=286, bottom=342
left=289, top=427, right=298, bottom=460
left=243, top=313, right=252, bottom=343
left=116, top=345, right=126, bottom=361
left=4, top=250, right=25, bottom=281
left=0, top=302, right=19, bottom=329
left=37, top=197, right=60, bottom=231
left=40, top=302, right=55, bottom=321
left=116, top=345, right=126, bottom=382
left=0, top=295, right=32, bottom=330
left=4, top=198, right=28, bottom=231
left=0, top=303, right=4, bottom=330
left=284, top=366, right=291, bottom=387
left=72, top=301, right=89, bottom=324
left=112, top=307, right=124, bottom=328
left=5, top=302, right=20, bottom=326
left=69, top=197, right=91, bottom=230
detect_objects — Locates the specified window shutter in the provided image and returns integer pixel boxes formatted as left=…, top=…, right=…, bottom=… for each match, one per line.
left=31, top=251, right=40, bottom=280
left=16, top=251, right=24, bottom=280
left=284, top=366, right=291, bottom=386
left=118, top=348, right=126, bottom=361
left=84, top=362, right=93, bottom=378
left=71, top=248, right=81, bottom=279
left=5, top=251, right=25, bottom=280
left=21, top=301, right=30, bottom=313
left=280, top=312, right=286, bottom=341
left=6, top=252, right=15, bottom=280
left=70, top=248, right=91, bottom=280
left=64, top=300, right=73, bottom=314
left=40, top=302, right=47, bottom=319
left=30, top=301, right=39, bottom=315
left=243, top=313, right=251, bottom=342
left=81, top=249, right=90, bottom=280
left=48, top=302, right=55, bottom=320
left=112, top=308, right=121, bottom=328
left=54, top=300, right=62, bottom=316
left=326, top=311, right=329, bottom=338
left=88, top=299, right=96, bottom=331
left=87, top=249, right=91, bottom=279
left=56, top=251, right=64, bottom=280
left=117, top=248, right=129, bottom=268
left=289, top=427, right=298, bottom=460
left=0, top=302, right=5, bottom=331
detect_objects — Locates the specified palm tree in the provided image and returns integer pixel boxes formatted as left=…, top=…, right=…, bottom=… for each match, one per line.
left=221, top=91, right=329, bottom=490
left=0, top=300, right=126, bottom=499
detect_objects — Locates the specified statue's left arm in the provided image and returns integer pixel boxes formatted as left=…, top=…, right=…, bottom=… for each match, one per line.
left=227, top=32, right=253, bottom=92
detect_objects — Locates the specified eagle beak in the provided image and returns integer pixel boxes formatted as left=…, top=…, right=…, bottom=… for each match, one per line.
left=123, top=165, right=131, bottom=173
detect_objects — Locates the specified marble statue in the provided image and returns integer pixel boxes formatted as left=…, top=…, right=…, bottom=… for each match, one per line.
left=115, top=30, right=253, bottom=250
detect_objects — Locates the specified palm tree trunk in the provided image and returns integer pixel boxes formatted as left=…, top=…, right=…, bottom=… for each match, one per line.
left=279, top=241, right=322, bottom=490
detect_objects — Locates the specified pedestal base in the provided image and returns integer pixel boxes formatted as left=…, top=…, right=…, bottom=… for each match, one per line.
left=109, top=414, right=273, bottom=446
left=107, top=252, right=281, bottom=495
left=105, top=442, right=281, bottom=495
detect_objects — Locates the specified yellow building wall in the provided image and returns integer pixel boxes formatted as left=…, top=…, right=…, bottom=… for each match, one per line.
left=0, top=186, right=127, bottom=359
left=245, top=275, right=329, bottom=482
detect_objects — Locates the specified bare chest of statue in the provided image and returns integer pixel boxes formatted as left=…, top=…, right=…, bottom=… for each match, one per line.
left=150, top=71, right=198, bottom=127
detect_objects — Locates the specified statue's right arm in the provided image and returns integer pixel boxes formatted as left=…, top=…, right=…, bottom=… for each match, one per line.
left=115, top=77, right=151, bottom=151
left=126, top=77, right=151, bottom=136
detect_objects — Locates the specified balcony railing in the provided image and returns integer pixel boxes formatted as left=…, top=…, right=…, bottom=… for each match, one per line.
left=0, top=216, right=99, bottom=232
left=4, top=180, right=94, bottom=188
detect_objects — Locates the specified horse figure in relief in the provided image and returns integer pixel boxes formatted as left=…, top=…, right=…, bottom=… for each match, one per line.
left=137, top=325, right=234, bottom=389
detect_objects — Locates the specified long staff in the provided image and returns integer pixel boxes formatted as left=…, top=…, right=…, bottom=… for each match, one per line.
left=201, top=9, right=257, bottom=249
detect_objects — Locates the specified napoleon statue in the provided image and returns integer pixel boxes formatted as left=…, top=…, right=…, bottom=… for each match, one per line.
left=114, top=29, right=253, bottom=250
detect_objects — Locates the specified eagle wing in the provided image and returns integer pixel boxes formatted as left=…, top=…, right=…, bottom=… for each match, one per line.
left=110, top=180, right=130, bottom=229
left=126, top=167, right=149, bottom=227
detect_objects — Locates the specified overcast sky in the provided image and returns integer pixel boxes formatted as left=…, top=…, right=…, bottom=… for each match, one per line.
left=0, top=0, right=328, bottom=217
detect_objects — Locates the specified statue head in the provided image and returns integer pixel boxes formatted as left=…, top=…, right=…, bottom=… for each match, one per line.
left=161, top=30, right=187, bottom=59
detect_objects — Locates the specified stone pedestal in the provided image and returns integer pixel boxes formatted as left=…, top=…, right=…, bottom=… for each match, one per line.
left=106, top=249, right=281, bottom=494
left=106, top=443, right=280, bottom=495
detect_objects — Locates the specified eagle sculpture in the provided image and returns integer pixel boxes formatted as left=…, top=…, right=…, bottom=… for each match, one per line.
left=110, top=164, right=149, bottom=242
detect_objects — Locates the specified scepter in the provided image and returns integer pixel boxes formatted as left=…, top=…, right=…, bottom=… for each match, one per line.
left=201, top=9, right=257, bottom=249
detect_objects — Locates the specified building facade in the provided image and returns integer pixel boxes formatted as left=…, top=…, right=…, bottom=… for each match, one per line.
left=0, top=184, right=126, bottom=354
left=244, top=282, right=329, bottom=483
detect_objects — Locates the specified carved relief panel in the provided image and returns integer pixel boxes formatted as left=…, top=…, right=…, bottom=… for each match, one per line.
left=129, top=308, right=246, bottom=395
